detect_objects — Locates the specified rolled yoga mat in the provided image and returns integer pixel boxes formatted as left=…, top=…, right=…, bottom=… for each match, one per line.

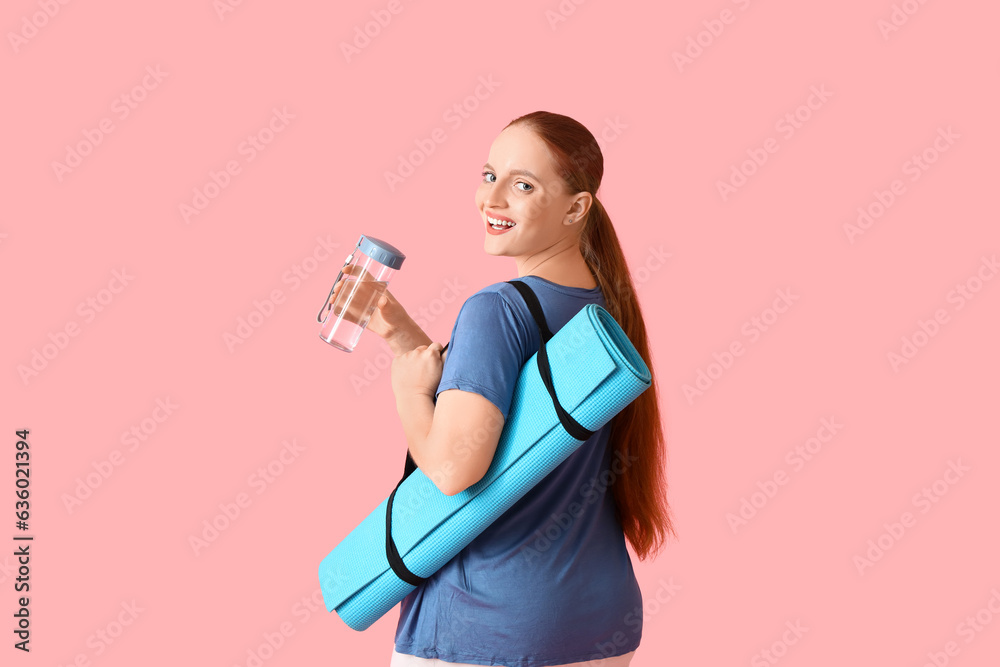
left=318, top=280, right=652, bottom=631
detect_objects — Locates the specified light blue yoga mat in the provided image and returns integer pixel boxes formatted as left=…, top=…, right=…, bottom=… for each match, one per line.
left=318, top=302, right=651, bottom=631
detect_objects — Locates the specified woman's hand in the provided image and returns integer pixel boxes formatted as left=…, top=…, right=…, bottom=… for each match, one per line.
left=391, top=342, right=446, bottom=400
left=329, top=276, right=431, bottom=355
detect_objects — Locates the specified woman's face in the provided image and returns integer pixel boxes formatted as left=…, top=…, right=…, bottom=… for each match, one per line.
left=475, top=124, right=590, bottom=258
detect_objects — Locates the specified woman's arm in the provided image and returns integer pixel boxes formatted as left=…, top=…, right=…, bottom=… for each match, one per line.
left=395, top=392, right=436, bottom=475
left=396, top=389, right=504, bottom=496
left=391, top=344, right=450, bottom=491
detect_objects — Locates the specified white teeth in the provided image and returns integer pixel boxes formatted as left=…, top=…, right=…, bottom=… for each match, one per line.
left=487, top=216, right=515, bottom=227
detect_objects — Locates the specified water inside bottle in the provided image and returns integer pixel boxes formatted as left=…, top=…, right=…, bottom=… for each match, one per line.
left=319, top=276, right=388, bottom=351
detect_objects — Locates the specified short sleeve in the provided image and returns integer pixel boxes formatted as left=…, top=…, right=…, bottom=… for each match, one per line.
left=435, top=292, right=527, bottom=421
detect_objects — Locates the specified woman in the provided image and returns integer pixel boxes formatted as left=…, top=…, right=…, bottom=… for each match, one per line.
left=336, top=111, right=676, bottom=666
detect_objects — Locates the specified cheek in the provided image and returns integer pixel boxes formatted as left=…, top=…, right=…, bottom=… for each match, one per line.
left=515, top=204, right=541, bottom=228
left=518, top=199, right=545, bottom=223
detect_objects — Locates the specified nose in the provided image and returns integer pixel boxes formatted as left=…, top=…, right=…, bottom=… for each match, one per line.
left=481, top=182, right=504, bottom=209
left=483, top=191, right=505, bottom=211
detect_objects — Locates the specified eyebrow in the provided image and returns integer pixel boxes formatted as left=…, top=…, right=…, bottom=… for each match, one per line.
left=483, top=163, right=541, bottom=182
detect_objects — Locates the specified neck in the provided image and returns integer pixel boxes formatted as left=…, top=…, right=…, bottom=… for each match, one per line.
left=516, top=243, right=597, bottom=289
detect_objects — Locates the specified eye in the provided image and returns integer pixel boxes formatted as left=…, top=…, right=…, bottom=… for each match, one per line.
left=482, top=171, right=496, bottom=183
left=515, top=182, right=532, bottom=192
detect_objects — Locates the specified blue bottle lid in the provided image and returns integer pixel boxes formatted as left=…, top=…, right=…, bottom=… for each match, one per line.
left=358, top=235, right=405, bottom=270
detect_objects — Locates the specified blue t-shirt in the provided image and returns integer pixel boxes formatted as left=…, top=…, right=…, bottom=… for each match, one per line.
left=393, top=275, right=643, bottom=666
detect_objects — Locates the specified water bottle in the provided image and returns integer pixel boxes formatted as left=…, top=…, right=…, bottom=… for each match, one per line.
left=316, top=235, right=405, bottom=352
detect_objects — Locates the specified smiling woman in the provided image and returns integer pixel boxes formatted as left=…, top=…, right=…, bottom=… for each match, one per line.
left=369, top=111, right=675, bottom=667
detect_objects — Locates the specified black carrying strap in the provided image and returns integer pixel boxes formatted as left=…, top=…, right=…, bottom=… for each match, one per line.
left=385, top=464, right=425, bottom=586
left=506, top=279, right=594, bottom=442
left=384, top=279, right=592, bottom=586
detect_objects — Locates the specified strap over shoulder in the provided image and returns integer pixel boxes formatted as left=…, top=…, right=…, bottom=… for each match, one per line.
left=505, top=279, right=594, bottom=442
left=505, top=279, right=554, bottom=342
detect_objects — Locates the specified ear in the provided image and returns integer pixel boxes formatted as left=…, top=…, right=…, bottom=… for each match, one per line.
left=565, top=191, right=593, bottom=223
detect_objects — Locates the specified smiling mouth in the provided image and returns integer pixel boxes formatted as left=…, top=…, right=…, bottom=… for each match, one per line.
left=486, top=215, right=516, bottom=230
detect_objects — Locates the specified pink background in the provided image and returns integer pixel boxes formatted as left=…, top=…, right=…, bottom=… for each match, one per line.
left=3, top=1, right=998, bottom=665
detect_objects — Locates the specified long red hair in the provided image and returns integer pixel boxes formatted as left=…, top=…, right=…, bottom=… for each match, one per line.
left=505, top=111, right=678, bottom=560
